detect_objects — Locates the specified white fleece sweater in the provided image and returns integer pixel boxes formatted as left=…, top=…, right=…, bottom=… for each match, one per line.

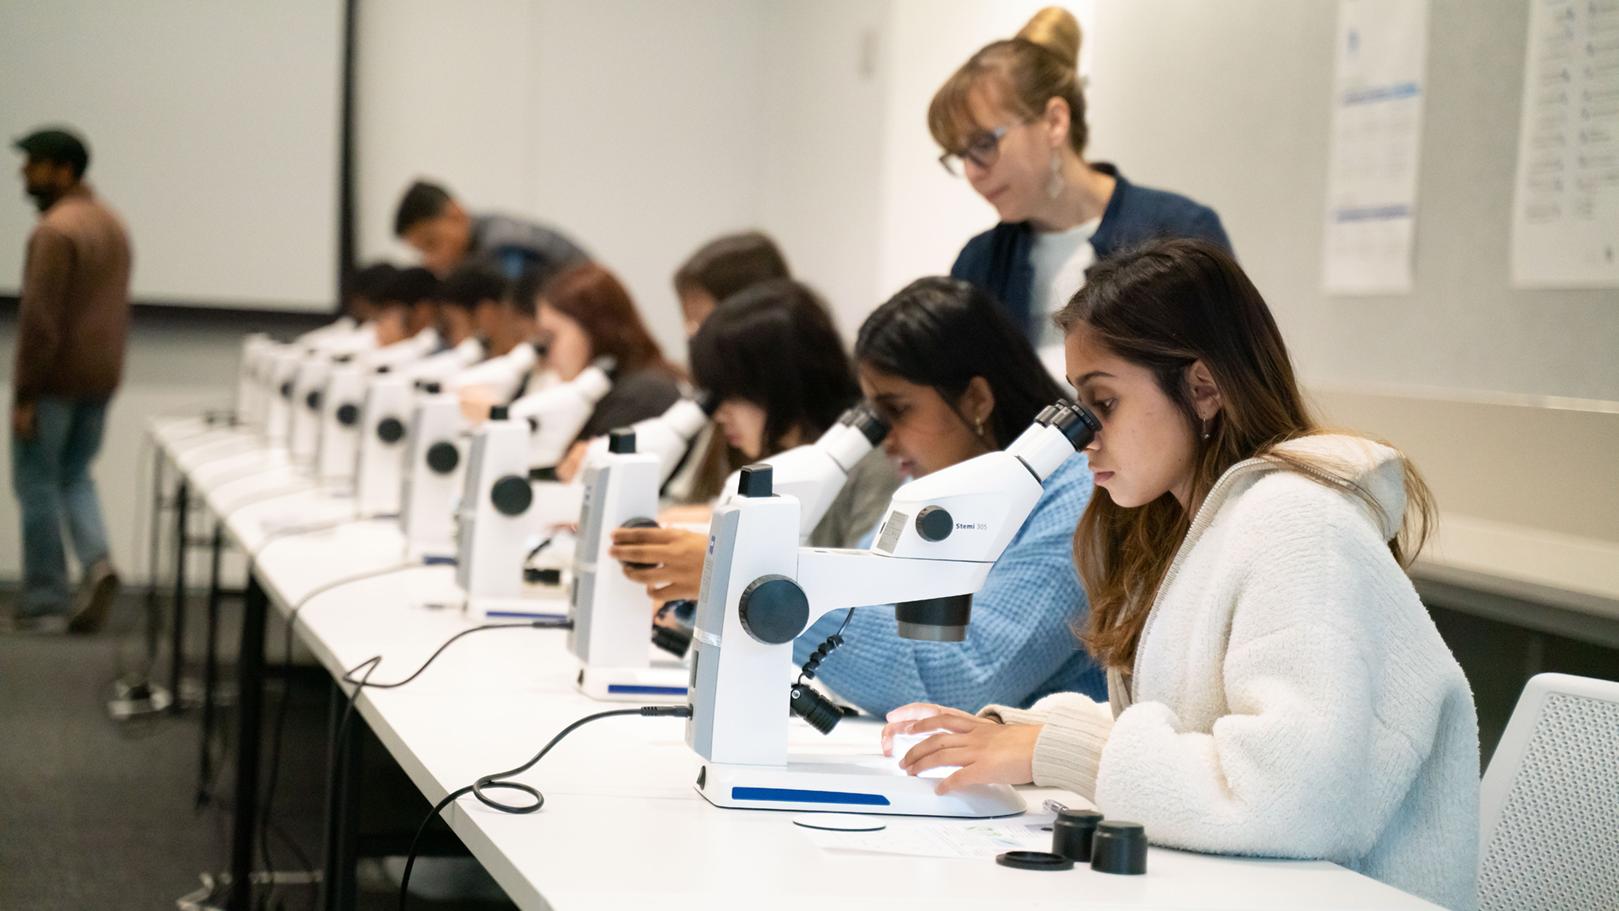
left=985, top=435, right=1480, bottom=910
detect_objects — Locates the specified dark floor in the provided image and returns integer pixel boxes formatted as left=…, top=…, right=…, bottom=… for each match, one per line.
left=0, top=591, right=513, bottom=911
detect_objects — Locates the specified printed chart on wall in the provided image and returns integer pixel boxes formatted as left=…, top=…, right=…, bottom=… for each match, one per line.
left=1510, top=0, right=1619, bottom=289
left=1321, top=0, right=1430, bottom=295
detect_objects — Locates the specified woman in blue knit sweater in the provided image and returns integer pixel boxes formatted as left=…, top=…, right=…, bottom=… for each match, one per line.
left=791, top=276, right=1106, bottom=716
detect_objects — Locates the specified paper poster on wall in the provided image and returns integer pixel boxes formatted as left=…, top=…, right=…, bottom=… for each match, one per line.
left=1510, top=0, right=1619, bottom=289
left=1321, top=0, right=1430, bottom=295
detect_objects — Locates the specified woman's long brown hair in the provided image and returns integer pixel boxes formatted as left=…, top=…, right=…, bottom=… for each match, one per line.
left=540, top=262, right=676, bottom=379
left=1056, top=239, right=1434, bottom=670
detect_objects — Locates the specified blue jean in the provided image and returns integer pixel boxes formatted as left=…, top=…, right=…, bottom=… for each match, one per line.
left=11, top=397, right=112, bottom=617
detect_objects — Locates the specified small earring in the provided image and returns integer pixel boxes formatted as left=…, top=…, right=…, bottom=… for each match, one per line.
left=1046, top=151, right=1064, bottom=200
left=1202, top=418, right=1213, bottom=441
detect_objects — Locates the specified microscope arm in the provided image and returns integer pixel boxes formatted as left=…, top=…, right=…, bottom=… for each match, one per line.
left=792, top=550, right=992, bottom=624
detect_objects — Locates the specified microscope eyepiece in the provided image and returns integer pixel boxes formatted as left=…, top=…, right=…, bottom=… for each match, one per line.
left=844, top=402, right=890, bottom=446
left=1050, top=402, right=1102, bottom=450
left=691, top=389, right=720, bottom=417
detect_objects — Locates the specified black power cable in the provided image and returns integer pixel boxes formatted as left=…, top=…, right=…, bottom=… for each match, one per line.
left=397, top=704, right=692, bottom=911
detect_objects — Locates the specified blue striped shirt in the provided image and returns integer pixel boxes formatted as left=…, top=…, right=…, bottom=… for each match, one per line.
left=792, top=454, right=1107, bottom=716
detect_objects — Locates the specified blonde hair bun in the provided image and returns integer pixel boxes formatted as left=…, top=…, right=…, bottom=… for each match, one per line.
left=1016, top=6, right=1081, bottom=70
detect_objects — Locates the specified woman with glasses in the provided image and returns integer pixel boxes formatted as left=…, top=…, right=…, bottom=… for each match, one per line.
left=933, top=7, right=1232, bottom=352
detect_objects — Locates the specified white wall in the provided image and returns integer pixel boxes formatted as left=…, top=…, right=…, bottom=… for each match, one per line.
left=753, top=0, right=893, bottom=336
left=355, top=0, right=772, bottom=360
left=0, top=0, right=343, bottom=311
left=353, top=0, right=537, bottom=269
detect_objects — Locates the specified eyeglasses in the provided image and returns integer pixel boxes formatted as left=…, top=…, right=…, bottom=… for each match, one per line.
left=937, top=119, right=1032, bottom=177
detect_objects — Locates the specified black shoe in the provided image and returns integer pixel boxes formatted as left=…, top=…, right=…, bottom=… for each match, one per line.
left=69, top=560, right=120, bottom=635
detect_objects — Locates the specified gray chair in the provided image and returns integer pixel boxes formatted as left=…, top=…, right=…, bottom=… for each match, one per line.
left=1478, top=672, right=1619, bottom=911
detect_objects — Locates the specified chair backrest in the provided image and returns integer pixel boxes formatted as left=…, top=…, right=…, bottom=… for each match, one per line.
left=1478, top=672, right=1619, bottom=911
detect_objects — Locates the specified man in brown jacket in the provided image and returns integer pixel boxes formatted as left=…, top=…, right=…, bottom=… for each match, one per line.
left=8, top=128, right=130, bottom=633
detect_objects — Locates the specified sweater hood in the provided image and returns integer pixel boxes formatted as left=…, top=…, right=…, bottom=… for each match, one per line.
left=1265, top=434, right=1408, bottom=542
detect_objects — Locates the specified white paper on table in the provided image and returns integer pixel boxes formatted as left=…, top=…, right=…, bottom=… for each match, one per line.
left=1321, top=0, right=1430, bottom=295
left=1510, top=0, right=1619, bottom=288
left=803, top=814, right=1055, bottom=860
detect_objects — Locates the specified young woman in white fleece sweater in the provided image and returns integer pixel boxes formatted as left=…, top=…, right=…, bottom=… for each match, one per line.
left=882, top=238, right=1480, bottom=911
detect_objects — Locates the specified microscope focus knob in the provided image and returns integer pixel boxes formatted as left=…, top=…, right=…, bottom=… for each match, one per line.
left=738, top=574, right=810, bottom=645
left=426, top=441, right=460, bottom=474
left=376, top=417, right=406, bottom=444
left=490, top=475, right=533, bottom=516
left=915, top=505, right=954, bottom=542
left=336, top=403, right=360, bottom=426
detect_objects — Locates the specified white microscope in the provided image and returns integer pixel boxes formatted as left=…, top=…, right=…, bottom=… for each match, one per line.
left=398, top=341, right=542, bottom=559
left=262, top=346, right=308, bottom=446
left=235, top=334, right=273, bottom=431
left=454, top=362, right=613, bottom=619
left=685, top=401, right=1098, bottom=818
left=580, top=392, right=714, bottom=481
left=563, top=386, right=724, bottom=699
left=314, top=329, right=445, bottom=487
left=351, top=337, right=487, bottom=517
left=716, top=403, right=889, bottom=542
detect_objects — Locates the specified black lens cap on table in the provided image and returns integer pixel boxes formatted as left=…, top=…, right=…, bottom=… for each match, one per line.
left=995, top=850, right=1073, bottom=872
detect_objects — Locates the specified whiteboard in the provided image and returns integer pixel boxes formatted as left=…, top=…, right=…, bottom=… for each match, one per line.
left=0, top=0, right=344, bottom=313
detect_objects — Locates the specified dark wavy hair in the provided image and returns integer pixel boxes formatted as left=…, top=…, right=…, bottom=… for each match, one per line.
left=689, top=278, right=857, bottom=457
left=854, top=276, right=1068, bottom=448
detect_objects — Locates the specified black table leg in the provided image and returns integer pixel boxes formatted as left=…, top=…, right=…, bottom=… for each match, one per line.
left=197, top=522, right=224, bottom=808
left=228, top=573, right=269, bottom=911
left=322, top=681, right=361, bottom=911
left=145, top=452, right=165, bottom=669
left=168, top=478, right=191, bottom=710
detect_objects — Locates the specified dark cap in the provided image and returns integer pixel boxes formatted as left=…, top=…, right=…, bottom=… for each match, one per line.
left=14, top=128, right=89, bottom=177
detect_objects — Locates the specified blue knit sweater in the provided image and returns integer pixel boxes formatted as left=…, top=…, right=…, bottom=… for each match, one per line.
left=792, top=454, right=1106, bottom=716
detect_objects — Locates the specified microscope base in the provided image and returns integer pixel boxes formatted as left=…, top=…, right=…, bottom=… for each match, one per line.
left=575, top=663, right=688, bottom=702
left=465, top=594, right=567, bottom=623
left=695, top=760, right=1026, bottom=818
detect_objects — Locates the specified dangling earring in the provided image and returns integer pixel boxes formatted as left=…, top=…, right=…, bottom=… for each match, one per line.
left=1046, top=150, right=1065, bottom=200
left=975, top=418, right=987, bottom=438
left=1202, top=417, right=1213, bottom=441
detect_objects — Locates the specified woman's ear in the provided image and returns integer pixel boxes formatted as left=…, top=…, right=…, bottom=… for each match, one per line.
left=1043, top=96, right=1071, bottom=148
left=1185, top=360, right=1222, bottom=421
left=959, top=376, right=997, bottom=431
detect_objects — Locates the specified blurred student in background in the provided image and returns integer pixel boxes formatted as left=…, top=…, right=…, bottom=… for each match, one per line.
left=393, top=179, right=589, bottom=280
left=666, top=230, right=794, bottom=503
left=535, top=263, right=684, bottom=445
left=607, top=279, right=901, bottom=604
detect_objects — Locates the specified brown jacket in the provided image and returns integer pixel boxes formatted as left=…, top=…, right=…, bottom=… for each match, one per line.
left=12, top=183, right=132, bottom=404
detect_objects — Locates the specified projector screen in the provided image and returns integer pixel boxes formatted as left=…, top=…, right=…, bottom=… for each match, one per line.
left=0, top=0, right=345, bottom=313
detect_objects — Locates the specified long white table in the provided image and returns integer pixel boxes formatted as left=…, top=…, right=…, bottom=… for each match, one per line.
left=147, top=415, right=1445, bottom=911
